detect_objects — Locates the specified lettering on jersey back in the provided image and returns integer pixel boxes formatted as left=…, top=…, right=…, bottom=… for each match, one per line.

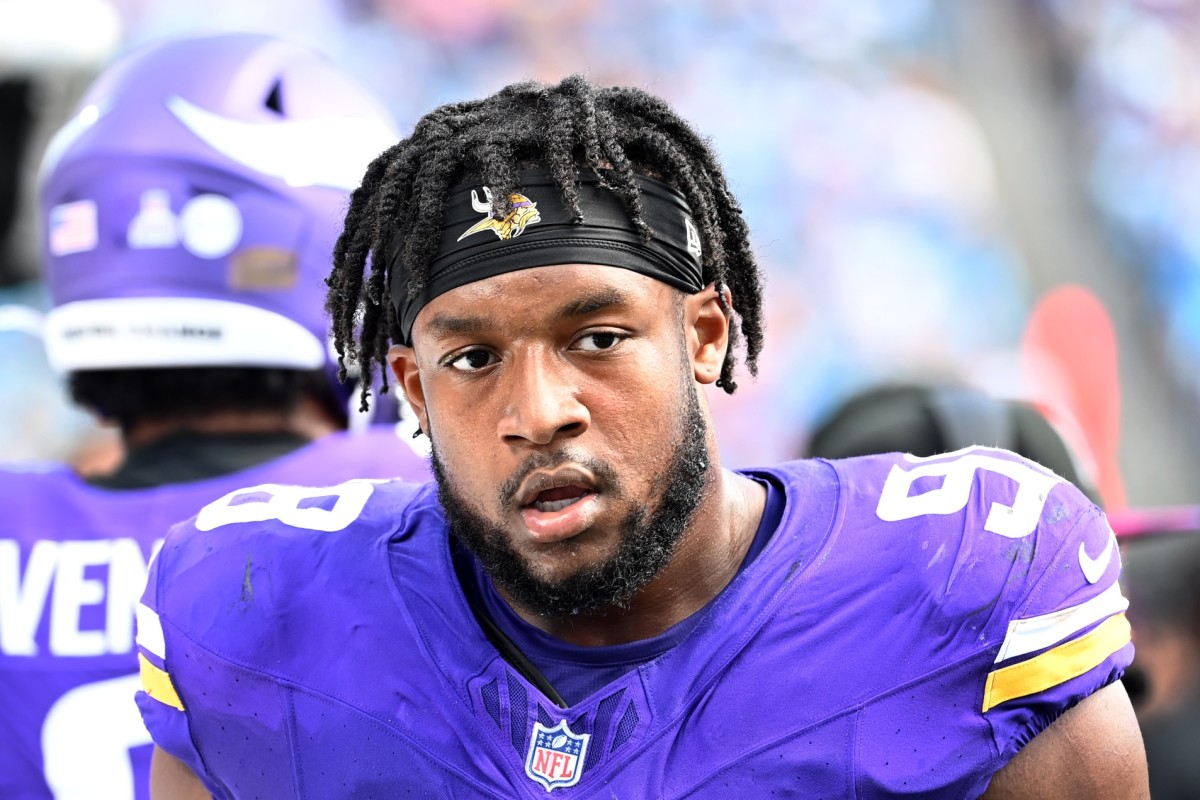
left=0, top=538, right=159, bottom=656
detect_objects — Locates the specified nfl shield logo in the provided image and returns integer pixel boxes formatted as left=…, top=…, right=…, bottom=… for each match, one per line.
left=525, top=719, right=589, bottom=791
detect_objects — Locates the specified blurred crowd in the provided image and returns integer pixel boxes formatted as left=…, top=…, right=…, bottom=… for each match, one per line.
left=2, top=0, right=1200, bottom=792
left=7, top=1, right=1200, bottom=467
left=1038, top=0, right=1200, bottom=411
left=2, top=0, right=1032, bottom=469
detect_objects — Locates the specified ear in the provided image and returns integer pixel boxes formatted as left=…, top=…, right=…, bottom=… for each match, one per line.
left=387, top=344, right=428, bottom=434
left=684, top=283, right=730, bottom=385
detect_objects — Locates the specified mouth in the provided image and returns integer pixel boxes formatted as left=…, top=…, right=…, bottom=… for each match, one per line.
left=528, top=484, right=592, bottom=513
left=515, top=466, right=599, bottom=507
left=515, top=468, right=603, bottom=543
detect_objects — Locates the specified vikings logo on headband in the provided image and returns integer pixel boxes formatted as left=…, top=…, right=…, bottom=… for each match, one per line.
left=388, top=170, right=706, bottom=344
left=457, top=188, right=541, bottom=242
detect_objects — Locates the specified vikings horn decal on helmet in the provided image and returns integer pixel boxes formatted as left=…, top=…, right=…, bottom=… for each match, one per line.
left=39, top=34, right=398, bottom=375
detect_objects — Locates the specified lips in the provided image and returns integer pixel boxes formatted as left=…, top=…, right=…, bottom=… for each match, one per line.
left=515, top=466, right=599, bottom=508
left=515, top=466, right=602, bottom=543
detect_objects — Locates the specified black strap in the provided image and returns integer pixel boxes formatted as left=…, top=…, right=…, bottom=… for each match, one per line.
left=450, top=542, right=568, bottom=709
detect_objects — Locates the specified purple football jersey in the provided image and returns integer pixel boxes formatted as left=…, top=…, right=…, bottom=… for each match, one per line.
left=0, top=427, right=428, bottom=800
left=138, top=447, right=1131, bottom=798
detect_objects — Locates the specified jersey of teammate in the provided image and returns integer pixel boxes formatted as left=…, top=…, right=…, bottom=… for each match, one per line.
left=137, top=447, right=1132, bottom=798
left=0, top=427, right=428, bottom=800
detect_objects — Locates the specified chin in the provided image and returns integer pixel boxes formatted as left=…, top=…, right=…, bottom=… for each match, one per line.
left=521, top=536, right=618, bottom=582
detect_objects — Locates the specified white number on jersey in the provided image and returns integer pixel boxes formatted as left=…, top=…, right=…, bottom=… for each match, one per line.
left=876, top=447, right=1062, bottom=539
left=195, top=480, right=377, bottom=532
left=42, top=673, right=149, bottom=800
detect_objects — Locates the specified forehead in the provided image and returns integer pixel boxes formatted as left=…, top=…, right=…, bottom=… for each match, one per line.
left=412, top=264, right=676, bottom=340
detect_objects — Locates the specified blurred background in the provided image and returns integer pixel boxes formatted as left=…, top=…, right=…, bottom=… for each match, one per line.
left=2, top=0, right=1199, bottom=510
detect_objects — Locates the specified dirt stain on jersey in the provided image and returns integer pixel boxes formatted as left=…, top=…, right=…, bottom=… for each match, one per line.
left=1045, top=502, right=1071, bottom=525
left=240, top=554, right=254, bottom=608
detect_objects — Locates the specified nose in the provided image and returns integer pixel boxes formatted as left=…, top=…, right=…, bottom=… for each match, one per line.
left=497, top=349, right=589, bottom=447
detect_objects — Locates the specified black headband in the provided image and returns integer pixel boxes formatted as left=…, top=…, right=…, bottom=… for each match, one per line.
left=387, top=170, right=706, bottom=344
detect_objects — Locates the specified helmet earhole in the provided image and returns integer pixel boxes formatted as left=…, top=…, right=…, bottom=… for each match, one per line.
left=265, top=80, right=284, bottom=114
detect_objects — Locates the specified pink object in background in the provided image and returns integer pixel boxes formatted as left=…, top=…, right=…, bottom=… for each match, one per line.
left=1022, top=284, right=1128, bottom=511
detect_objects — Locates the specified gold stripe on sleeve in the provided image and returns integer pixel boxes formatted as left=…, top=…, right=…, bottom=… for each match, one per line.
left=138, top=652, right=185, bottom=711
left=982, top=612, right=1131, bottom=713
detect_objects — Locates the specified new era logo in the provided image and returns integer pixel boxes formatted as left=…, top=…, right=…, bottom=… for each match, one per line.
left=684, top=216, right=702, bottom=260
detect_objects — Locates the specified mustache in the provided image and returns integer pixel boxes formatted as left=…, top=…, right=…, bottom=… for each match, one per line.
left=497, top=449, right=623, bottom=509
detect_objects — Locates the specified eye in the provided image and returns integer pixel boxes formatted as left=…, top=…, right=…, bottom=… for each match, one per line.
left=574, top=331, right=624, bottom=352
left=445, top=349, right=497, bottom=372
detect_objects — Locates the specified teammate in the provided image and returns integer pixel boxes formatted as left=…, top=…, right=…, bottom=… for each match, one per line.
left=0, top=35, right=428, bottom=799
left=803, top=382, right=1102, bottom=505
left=1122, top=527, right=1200, bottom=798
left=141, top=77, right=1147, bottom=797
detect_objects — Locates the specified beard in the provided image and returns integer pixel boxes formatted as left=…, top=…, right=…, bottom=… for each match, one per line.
left=430, top=381, right=711, bottom=619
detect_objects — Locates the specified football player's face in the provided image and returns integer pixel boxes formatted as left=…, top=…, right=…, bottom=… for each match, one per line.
left=391, top=265, right=727, bottom=616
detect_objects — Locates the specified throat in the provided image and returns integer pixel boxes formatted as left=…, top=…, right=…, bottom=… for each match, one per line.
left=519, top=470, right=769, bottom=647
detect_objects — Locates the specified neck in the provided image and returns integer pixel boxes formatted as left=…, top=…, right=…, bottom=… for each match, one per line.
left=502, top=464, right=767, bottom=647
left=120, top=396, right=340, bottom=449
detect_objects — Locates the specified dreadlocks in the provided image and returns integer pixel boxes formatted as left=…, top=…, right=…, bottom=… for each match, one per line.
left=326, top=75, right=764, bottom=410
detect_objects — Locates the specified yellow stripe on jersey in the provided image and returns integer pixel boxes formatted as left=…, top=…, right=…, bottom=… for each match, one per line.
left=139, top=652, right=185, bottom=711
left=982, top=613, right=1131, bottom=713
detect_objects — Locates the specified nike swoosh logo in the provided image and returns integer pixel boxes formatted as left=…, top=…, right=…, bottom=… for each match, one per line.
left=167, top=95, right=397, bottom=191
left=1078, top=534, right=1117, bottom=585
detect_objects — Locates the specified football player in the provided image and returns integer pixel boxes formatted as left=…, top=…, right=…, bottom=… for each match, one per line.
left=1120, top=527, right=1200, bottom=798
left=803, top=382, right=1103, bottom=505
left=0, top=34, right=428, bottom=800
left=142, top=76, right=1147, bottom=798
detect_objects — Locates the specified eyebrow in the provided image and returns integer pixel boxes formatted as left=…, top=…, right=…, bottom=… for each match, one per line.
left=424, top=286, right=632, bottom=338
left=555, top=287, right=631, bottom=319
left=423, top=312, right=491, bottom=338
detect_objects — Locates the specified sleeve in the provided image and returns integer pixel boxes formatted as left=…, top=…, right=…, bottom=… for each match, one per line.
left=134, top=526, right=223, bottom=797
left=984, top=491, right=1133, bottom=759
